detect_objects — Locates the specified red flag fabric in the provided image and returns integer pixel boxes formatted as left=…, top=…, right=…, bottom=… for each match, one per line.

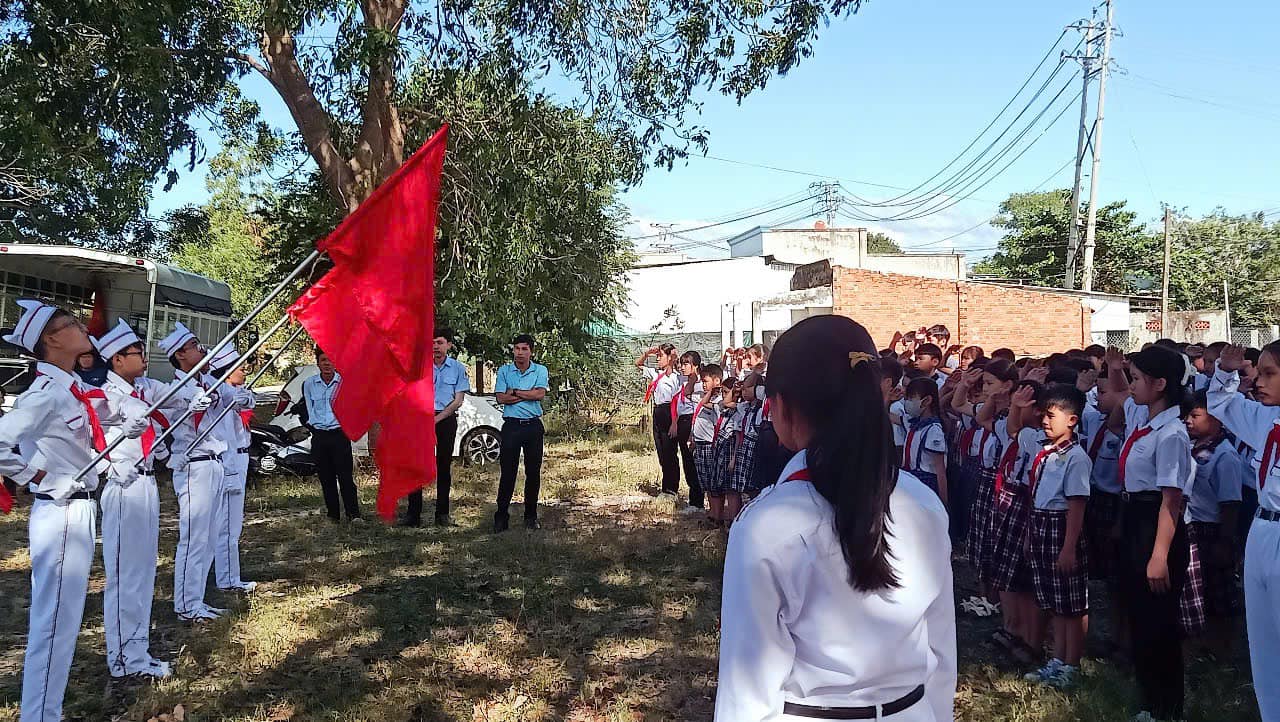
left=0, top=482, right=12, bottom=514
left=288, top=125, right=448, bottom=521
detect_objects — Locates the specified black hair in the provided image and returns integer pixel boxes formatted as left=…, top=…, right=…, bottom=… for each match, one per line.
left=700, top=363, right=723, bottom=381
left=1207, top=341, right=1229, bottom=353
left=1181, top=389, right=1209, bottom=418
left=926, top=324, right=950, bottom=340
left=902, top=366, right=926, bottom=380
left=879, top=357, right=904, bottom=386
left=1246, top=347, right=1263, bottom=365
left=746, top=343, right=767, bottom=359
left=513, top=333, right=536, bottom=349
left=1046, top=366, right=1080, bottom=386
left=1060, top=357, right=1095, bottom=377
left=31, top=309, right=73, bottom=361
left=1040, top=382, right=1085, bottom=419
left=1130, top=345, right=1190, bottom=406
left=1262, top=341, right=1280, bottom=369
left=970, top=357, right=990, bottom=370
left=962, top=345, right=984, bottom=360
left=314, top=345, right=327, bottom=361
left=434, top=327, right=455, bottom=343
left=658, top=342, right=677, bottom=356
left=915, top=343, right=943, bottom=360
left=680, top=350, right=702, bottom=366
left=1084, top=344, right=1106, bottom=359
left=904, top=376, right=942, bottom=418
left=1154, top=338, right=1179, bottom=349
left=767, top=315, right=899, bottom=592
left=992, top=347, right=1016, bottom=362
left=1184, top=344, right=1205, bottom=360
left=211, top=364, right=236, bottom=378
left=879, top=348, right=898, bottom=359
left=983, top=358, right=1019, bottom=385
left=109, top=342, right=145, bottom=372
left=1046, top=352, right=1066, bottom=369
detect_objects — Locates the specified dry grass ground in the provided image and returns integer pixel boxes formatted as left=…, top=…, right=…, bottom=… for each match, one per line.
left=0, top=425, right=1263, bottom=721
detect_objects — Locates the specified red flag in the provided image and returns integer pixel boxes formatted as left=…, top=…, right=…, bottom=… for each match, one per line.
left=289, top=125, right=447, bottom=521
left=0, top=482, right=12, bottom=514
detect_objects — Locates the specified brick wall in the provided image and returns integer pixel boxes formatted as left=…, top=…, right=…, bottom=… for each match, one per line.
left=831, top=266, right=1089, bottom=355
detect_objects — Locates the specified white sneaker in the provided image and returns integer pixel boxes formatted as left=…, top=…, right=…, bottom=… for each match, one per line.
left=199, top=605, right=227, bottom=619
left=146, top=658, right=173, bottom=678
left=234, top=581, right=257, bottom=593
left=1024, top=658, right=1064, bottom=683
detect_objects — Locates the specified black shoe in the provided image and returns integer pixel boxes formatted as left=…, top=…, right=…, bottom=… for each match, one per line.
left=524, top=517, right=541, bottom=531
left=435, top=514, right=454, bottom=527
left=493, top=513, right=510, bottom=533
left=398, top=517, right=422, bottom=528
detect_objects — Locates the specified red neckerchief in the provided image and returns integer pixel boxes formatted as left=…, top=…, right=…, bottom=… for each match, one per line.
left=1087, top=421, right=1110, bottom=461
left=38, top=371, right=108, bottom=458
left=129, top=386, right=171, bottom=459
left=1028, top=436, right=1077, bottom=499
left=1117, top=426, right=1154, bottom=491
left=994, top=437, right=1021, bottom=495
left=1258, top=423, right=1280, bottom=489
left=784, top=467, right=810, bottom=483
left=240, top=409, right=254, bottom=431
left=644, top=370, right=672, bottom=404
left=959, top=425, right=979, bottom=461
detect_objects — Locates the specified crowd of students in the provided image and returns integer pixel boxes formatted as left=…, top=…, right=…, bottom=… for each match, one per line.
left=643, top=327, right=1277, bottom=722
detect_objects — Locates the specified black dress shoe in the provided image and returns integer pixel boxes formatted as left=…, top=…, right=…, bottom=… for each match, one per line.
left=524, top=517, right=541, bottom=531
left=434, top=514, right=454, bottom=527
left=493, top=514, right=510, bottom=533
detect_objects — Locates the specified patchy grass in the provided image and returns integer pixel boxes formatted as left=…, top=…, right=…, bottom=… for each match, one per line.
left=0, top=426, right=1262, bottom=721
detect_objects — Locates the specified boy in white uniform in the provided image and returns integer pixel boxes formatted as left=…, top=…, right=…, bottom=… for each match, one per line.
left=207, top=343, right=257, bottom=593
left=0, top=301, right=148, bottom=722
left=159, top=322, right=233, bottom=621
left=94, top=319, right=185, bottom=679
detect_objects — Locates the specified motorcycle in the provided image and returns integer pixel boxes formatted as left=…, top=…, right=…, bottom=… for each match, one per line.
left=249, top=424, right=316, bottom=481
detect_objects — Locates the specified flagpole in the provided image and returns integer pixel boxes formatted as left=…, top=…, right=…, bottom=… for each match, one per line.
left=179, top=323, right=309, bottom=454
left=73, top=249, right=322, bottom=481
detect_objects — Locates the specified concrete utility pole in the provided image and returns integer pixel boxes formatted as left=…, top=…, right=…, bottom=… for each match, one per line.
left=1063, top=19, right=1095, bottom=289
left=1080, top=0, right=1115, bottom=292
left=1161, top=207, right=1172, bottom=334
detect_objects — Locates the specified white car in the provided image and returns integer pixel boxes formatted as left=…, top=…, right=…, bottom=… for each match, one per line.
left=266, top=364, right=505, bottom=465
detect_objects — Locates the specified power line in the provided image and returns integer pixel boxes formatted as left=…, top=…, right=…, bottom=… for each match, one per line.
left=625, top=192, right=818, bottom=241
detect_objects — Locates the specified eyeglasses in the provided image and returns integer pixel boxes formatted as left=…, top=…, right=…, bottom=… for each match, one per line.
left=121, top=350, right=146, bottom=359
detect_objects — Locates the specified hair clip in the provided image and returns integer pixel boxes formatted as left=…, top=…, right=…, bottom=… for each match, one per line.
left=849, top=351, right=874, bottom=369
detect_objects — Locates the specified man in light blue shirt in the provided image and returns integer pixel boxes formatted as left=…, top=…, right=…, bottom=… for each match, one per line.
left=299, top=348, right=361, bottom=522
left=493, top=334, right=549, bottom=532
left=401, top=327, right=471, bottom=527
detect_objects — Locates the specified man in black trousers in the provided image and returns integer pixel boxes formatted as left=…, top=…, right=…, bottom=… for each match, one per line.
left=401, top=328, right=469, bottom=526
left=492, top=334, right=549, bottom=532
left=298, top=348, right=362, bottom=522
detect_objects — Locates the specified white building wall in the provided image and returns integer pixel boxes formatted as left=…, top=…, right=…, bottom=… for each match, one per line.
left=620, top=257, right=797, bottom=334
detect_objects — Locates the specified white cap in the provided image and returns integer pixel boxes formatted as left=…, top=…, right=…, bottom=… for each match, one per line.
left=159, top=322, right=197, bottom=358
left=208, top=343, right=240, bottom=371
left=2, top=299, right=58, bottom=353
left=92, top=318, right=143, bottom=360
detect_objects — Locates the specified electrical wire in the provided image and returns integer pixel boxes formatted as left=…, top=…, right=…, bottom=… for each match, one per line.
left=625, top=192, right=819, bottom=241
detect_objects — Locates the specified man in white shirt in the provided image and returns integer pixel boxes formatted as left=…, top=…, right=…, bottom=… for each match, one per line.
left=1, top=301, right=148, bottom=722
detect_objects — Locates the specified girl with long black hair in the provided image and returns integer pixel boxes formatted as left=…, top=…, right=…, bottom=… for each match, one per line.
left=1103, top=345, right=1195, bottom=721
left=715, top=315, right=957, bottom=722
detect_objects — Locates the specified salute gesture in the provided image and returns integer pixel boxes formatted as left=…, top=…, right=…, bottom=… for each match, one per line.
left=1218, top=344, right=1247, bottom=373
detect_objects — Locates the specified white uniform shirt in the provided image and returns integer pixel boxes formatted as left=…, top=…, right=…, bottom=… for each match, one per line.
left=1081, top=407, right=1123, bottom=494
left=1120, top=397, right=1194, bottom=495
left=965, top=417, right=1003, bottom=469
left=1237, top=438, right=1259, bottom=491
left=889, top=399, right=909, bottom=446
left=0, top=362, right=127, bottom=495
left=1031, top=440, right=1092, bottom=511
left=903, top=418, right=946, bottom=472
left=1008, top=427, right=1043, bottom=487
left=1208, top=367, right=1280, bottom=510
left=640, top=367, right=682, bottom=406
left=166, top=369, right=231, bottom=458
left=212, top=384, right=255, bottom=454
left=99, top=371, right=180, bottom=477
left=692, top=394, right=724, bottom=443
left=716, top=450, right=957, bottom=721
left=673, top=379, right=702, bottom=417
left=1185, top=438, right=1243, bottom=523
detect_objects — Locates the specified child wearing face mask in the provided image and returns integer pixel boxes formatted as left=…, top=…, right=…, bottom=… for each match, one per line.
left=902, top=377, right=949, bottom=505
left=731, top=373, right=764, bottom=502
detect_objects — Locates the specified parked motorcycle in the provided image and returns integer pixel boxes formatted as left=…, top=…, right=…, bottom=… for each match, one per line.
left=249, top=424, right=316, bottom=480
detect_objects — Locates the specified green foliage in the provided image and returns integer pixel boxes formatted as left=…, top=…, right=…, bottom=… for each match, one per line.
left=1167, top=210, right=1280, bottom=326
left=0, top=0, right=235, bottom=248
left=867, top=231, right=902, bottom=254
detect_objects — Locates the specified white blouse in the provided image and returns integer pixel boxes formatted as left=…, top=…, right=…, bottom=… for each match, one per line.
left=1120, top=398, right=1194, bottom=495
left=715, top=450, right=957, bottom=722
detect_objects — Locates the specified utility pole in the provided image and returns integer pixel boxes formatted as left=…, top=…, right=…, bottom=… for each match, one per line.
left=1063, top=19, right=1095, bottom=289
left=1224, top=280, right=1232, bottom=343
left=1080, top=0, right=1115, bottom=292
left=1161, top=207, right=1172, bottom=335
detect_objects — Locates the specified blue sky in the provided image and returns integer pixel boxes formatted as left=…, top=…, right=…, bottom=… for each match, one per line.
left=151, top=0, right=1280, bottom=262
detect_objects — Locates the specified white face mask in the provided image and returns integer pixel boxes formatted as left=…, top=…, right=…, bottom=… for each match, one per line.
left=755, top=385, right=766, bottom=402
left=903, top=398, right=924, bottom=418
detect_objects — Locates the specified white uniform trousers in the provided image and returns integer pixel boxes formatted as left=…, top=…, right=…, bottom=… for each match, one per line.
left=21, top=497, right=95, bottom=722
left=101, top=474, right=160, bottom=676
left=1246, top=515, right=1280, bottom=721
left=173, top=459, right=222, bottom=617
left=214, top=452, right=249, bottom=589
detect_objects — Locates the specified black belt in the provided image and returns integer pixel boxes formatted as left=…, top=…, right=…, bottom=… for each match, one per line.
left=783, top=685, right=925, bottom=719
left=187, top=454, right=220, bottom=463
left=504, top=417, right=543, bottom=425
left=34, top=491, right=91, bottom=502
left=1258, top=508, right=1280, bottom=522
left=236, top=447, right=250, bottom=455
left=1121, top=490, right=1162, bottom=503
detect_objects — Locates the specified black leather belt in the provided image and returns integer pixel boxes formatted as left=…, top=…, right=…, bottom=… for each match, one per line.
left=1121, top=490, right=1162, bottom=503
left=236, top=447, right=250, bottom=455
left=503, top=417, right=543, bottom=425
left=782, top=685, right=925, bottom=719
left=34, top=491, right=91, bottom=502
left=187, top=454, right=219, bottom=463
left=1258, top=508, right=1280, bottom=522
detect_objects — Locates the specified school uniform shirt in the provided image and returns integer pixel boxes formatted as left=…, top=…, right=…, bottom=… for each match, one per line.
left=672, top=380, right=702, bottom=417
left=100, top=372, right=179, bottom=476
left=1120, top=398, right=1194, bottom=495
left=1185, top=438, right=1243, bottom=523
left=434, top=356, right=471, bottom=412
left=931, top=372, right=946, bottom=389
left=1207, top=367, right=1280, bottom=510
left=716, top=450, right=957, bottom=722
left=640, top=366, right=681, bottom=406
left=1193, top=373, right=1211, bottom=393
left=1030, top=439, right=1092, bottom=511
left=889, top=399, right=909, bottom=446
left=495, top=362, right=550, bottom=419
left=302, top=372, right=342, bottom=431
left=0, top=362, right=122, bottom=495
left=168, top=369, right=232, bottom=458
left=1237, top=438, right=1259, bottom=491
left=1011, top=427, right=1043, bottom=486
left=966, top=415, right=1003, bottom=468
left=904, top=417, right=947, bottom=470
left=1082, top=406, right=1123, bottom=494
left=692, top=395, right=724, bottom=443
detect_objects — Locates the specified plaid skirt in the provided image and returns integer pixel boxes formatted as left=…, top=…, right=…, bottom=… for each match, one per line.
left=734, top=432, right=760, bottom=493
left=989, top=484, right=1033, bottom=593
left=719, top=434, right=748, bottom=493
left=1179, top=536, right=1208, bottom=637
left=1186, top=522, right=1241, bottom=621
left=1029, top=509, right=1090, bottom=617
left=967, top=464, right=998, bottom=578
left=1085, top=490, right=1122, bottom=581
left=694, top=442, right=722, bottom=494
